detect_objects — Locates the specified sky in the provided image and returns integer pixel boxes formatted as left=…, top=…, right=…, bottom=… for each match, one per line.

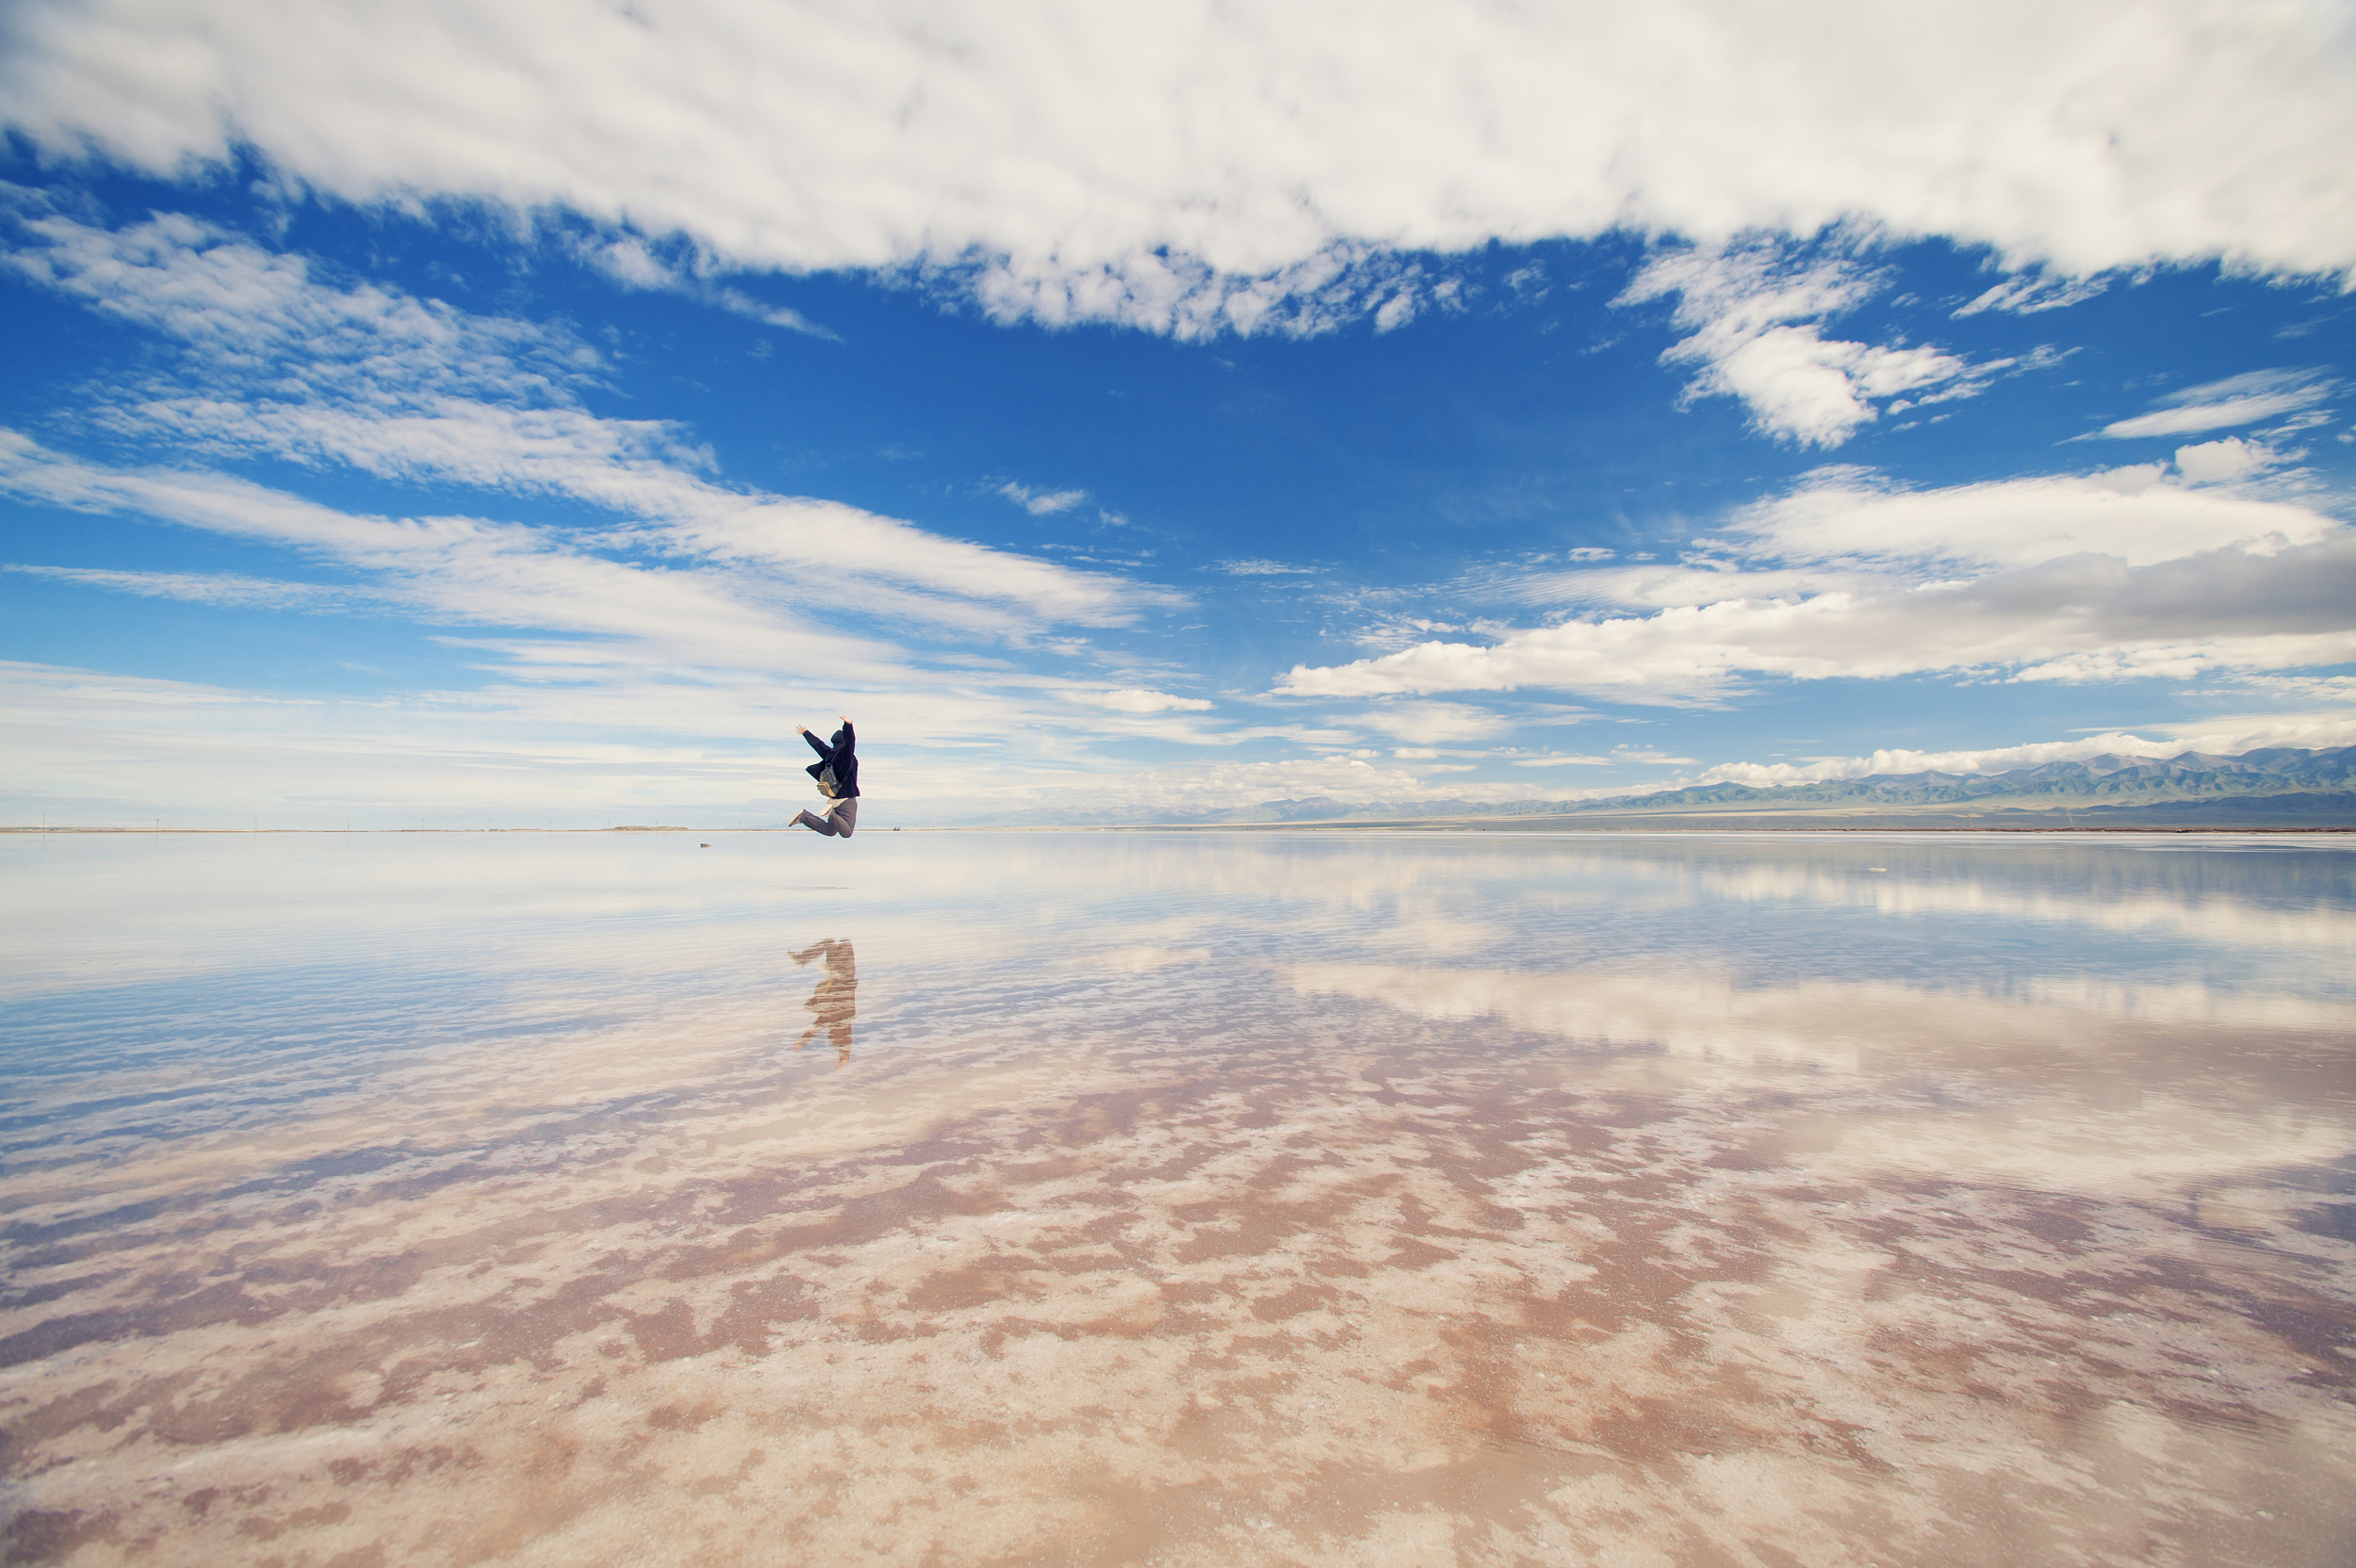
left=2, top=0, right=2354, bottom=828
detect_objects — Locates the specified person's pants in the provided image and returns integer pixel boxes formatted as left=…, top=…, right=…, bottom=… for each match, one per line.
left=794, top=797, right=859, bottom=838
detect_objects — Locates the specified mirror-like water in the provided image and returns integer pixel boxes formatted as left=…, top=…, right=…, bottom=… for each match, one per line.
left=3, top=831, right=2352, bottom=1565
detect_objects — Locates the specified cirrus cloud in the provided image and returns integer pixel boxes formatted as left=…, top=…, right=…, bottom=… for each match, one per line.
left=2092, top=369, right=2334, bottom=440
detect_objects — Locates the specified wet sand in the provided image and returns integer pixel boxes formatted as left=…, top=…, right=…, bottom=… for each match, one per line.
left=3, top=832, right=2351, bottom=1564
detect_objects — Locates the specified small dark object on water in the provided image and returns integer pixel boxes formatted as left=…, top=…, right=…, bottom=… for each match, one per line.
left=700, top=842, right=712, bottom=848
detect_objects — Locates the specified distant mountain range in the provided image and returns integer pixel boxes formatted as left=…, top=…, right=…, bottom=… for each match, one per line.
left=1151, top=744, right=2356, bottom=830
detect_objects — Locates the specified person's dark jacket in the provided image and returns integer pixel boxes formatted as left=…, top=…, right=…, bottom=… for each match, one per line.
left=803, top=721, right=859, bottom=798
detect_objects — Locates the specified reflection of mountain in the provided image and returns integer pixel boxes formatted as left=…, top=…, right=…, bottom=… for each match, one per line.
left=790, top=939, right=857, bottom=1062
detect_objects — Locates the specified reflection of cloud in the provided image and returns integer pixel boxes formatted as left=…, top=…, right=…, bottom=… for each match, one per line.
left=1670, top=854, right=2356, bottom=956
left=1292, top=962, right=2356, bottom=1060
left=1287, top=961, right=2356, bottom=1196
left=7, top=828, right=2351, bottom=1567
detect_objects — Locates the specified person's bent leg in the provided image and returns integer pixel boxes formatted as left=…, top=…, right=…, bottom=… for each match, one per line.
left=793, top=809, right=841, bottom=837
left=829, top=798, right=859, bottom=839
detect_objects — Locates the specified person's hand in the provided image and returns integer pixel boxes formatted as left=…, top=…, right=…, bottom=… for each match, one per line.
left=840, top=713, right=851, bottom=725
left=797, top=726, right=810, bottom=736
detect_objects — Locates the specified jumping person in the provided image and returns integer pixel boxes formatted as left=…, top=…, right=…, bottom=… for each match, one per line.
left=791, top=714, right=859, bottom=838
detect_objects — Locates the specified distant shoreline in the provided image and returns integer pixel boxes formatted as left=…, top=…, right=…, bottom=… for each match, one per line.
left=5, top=823, right=2350, bottom=836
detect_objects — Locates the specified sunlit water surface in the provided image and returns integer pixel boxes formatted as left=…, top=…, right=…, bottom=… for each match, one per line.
left=3, top=830, right=2353, bottom=1566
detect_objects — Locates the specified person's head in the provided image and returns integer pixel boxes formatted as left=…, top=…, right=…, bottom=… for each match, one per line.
left=830, top=723, right=854, bottom=751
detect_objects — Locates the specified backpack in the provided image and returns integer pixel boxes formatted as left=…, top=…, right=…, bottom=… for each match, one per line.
left=815, top=764, right=841, bottom=799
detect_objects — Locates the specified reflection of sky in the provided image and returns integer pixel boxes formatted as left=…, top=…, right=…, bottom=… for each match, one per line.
left=3, top=831, right=2352, bottom=1565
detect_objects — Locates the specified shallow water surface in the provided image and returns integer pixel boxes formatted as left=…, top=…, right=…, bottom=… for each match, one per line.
left=3, top=830, right=2353, bottom=1565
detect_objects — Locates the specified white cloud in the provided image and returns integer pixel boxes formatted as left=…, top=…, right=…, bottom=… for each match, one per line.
left=0, top=211, right=1179, bottom=637
left=1684, top=720, right=2356, bottom=789
left=1214, top=559, right=1316, bottom=576
left=1725, top=465, right=2331, bottom=571
left=0, top=646, right=1380, bottom=825
left=1074, top=687, right=1213, bottom=713
left=1275, top=467, right=2356, bottom=704
left=1952, top=271, right=2108, bottom=317
left=0, top=563, right=374, bottom=611
left=2094, top=368, right=2333, bottom=439
left=1615, top=242, right=1983, bottom=447
left=4, top=208, right=590, bottom=405
left=5, top=0, right=2354, bottom=337
left=0, top=432, right=900, bottom=678
left=574, top=235, right=842, bottom=338
left=2189, top=675, right=2356, bottom=711
left=998, top=482, right=1088, bottom=515
left=1342, top=701, right=1508, bottom=744
left=705, top=286, right=837, bottom=340
left=1001, top=754, right=1448, bottom=819
left=0, top=657, right=1107, bottom=825
left=2171, top=436, right=2272, bottom=486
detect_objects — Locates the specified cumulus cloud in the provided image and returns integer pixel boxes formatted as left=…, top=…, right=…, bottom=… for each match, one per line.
left=2093, top=369, right=2334, bottom=439
left=1615, top=241, right=1985, bottom=447
left=1275, top=466, right=2356, bottom=704
left=2171, top=436, right=2274, bottom=486
left=4, top=0, right=2354, bottom=337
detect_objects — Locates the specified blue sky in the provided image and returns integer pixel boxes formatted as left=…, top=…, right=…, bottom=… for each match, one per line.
left=3, top=1, right=2354, bottom=826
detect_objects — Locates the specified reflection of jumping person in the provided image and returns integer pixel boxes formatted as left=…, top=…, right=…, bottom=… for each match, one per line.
left=790, top=939, right=857, bottom=1062
left=792, top=715, right=859, bottom=839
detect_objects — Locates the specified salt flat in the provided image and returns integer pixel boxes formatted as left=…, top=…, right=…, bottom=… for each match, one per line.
left=3, top=831, right=2351, bottom=1565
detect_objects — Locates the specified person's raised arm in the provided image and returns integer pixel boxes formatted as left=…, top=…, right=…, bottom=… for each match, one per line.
left=799, top=725, right=831, bottom=759
left=838, top=715, right=855, bottom=751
